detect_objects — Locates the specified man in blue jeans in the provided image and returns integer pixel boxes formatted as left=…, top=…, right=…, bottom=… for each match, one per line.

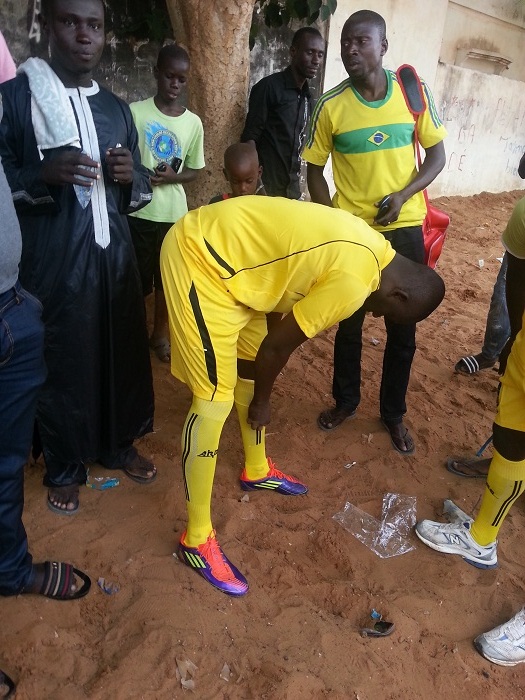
left=455, top=155, right=525, bottom=376
left=0, top=122, right=90, bottom=601
left=454, top=254, right=510, bottom=375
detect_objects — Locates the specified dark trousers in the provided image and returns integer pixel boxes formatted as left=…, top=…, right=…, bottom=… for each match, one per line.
left=332, top=226, right=425, bottom=425
left=0, top=282, right=46, bottom=595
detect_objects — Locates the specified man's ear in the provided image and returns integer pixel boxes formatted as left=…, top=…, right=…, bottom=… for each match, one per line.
left=222, top=167, right=228, bottom=181
left=258, top=166, right=263, bottom=177
left=153, top=65, right=159, bottom=80
left=381, top=38, right=388, bottom=57
left=391, top=287, right=409, bottom=302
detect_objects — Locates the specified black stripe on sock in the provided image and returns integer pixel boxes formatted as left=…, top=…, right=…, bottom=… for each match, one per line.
left=492, top=480, right=523, bottom=527
left=182, top=412, right=198, bottom=501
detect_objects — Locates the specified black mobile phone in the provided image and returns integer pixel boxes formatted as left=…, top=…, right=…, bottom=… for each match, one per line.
left=377, top=195, right=391, bottom=218
left=156, top=157, right=182, bottom=174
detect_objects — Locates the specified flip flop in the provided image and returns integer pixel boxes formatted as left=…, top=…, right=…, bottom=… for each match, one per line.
left=455, top=354, right=495, bottom=375
left=22, top=561, right=91, bottom=600
left=446, top=457, right=491, bottom=478
left=149, top=337, right=171, bottom=363
left=122, top=453, right=157, bottom=484
left=47, top=486, right=79, bottom=516
left=317, top=407, right=356, bottom=431
left=381, top=419, right=415, bottom=455
left=0, top=670, right=16, bottom=700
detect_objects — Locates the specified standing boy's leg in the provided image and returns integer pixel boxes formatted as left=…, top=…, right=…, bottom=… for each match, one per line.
left=380, top=227, right=425, bottom=452
left=481, top=253, right=510, bottom=363
left=151, top=222, right=173, bottom=361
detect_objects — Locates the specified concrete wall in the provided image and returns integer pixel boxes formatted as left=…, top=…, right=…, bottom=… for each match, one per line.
left=434, top=64, right=525, bottom=196
left=321, top=0, right=525, bottom=197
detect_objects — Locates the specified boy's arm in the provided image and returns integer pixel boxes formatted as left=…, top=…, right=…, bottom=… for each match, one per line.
left=150, top=165, right=202, bottom=186
left=307, top=163, right=333, bottom=207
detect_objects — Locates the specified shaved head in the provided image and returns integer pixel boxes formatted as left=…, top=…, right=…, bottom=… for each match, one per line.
left=223, top=143, right=262, bottom=197
left=365, top=254, right=445, bottom=324
left=344, top=10, right=386, bottom=39
left=224, top=143, right=259, bottom=171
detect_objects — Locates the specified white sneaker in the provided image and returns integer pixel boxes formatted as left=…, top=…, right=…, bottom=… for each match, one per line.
left=415, top=519, right=498, bottom=569
left=474, top=608, right=525, bottom=666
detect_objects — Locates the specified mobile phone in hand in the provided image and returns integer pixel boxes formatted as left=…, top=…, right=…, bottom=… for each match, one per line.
left=156, top=157, right=182, bottom=174
left=171, top=156, right=183, bottom=173
left=377, top=195, right=390, bottom=219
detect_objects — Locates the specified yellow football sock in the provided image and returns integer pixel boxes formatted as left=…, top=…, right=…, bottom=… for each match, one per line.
left=471, top=449, right=525, bottom=546
left=234, top=377, right=269, bottom=480
left=181, top=396, right=233, bottom=548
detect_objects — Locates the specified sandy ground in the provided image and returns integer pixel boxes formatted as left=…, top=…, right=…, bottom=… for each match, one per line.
left=2, top=190, right=525, bottom=699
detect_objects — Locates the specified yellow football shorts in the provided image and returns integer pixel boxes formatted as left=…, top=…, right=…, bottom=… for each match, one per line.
left=160, top=233, right=267, bottom=402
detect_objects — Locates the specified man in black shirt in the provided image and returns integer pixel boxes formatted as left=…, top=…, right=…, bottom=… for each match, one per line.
left=241, top=27, right=325, bottom=199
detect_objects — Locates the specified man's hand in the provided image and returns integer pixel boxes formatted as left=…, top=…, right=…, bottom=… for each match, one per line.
left=247, top=398, right=271, bottom=430
left=374, top=191, right=405, bottom=226
left=106, top=146, right=133, bottom=185
left=150, top=163, right=179, bottom=186
left=40, top=150, right=100, bottom=186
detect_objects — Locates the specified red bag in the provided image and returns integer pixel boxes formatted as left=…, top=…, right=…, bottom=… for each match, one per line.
left=397, top=64, right=449, bottom=269
left=423, top=197, right=450, bottom=270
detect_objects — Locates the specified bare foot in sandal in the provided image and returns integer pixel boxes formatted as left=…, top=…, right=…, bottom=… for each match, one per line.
left=446, top=456, right=491, bottom=478
left=22, top=561, right=91, bottom=600
left=381, top=419, right=415, bottom=454
left=317, top=406, right=356, bottom=431
left=47, top=484, right=80, bottom=515
left=122, top=452, right=157, bottom=484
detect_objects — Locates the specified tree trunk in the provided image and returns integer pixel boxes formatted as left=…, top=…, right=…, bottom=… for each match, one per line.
left=166, top=0, right=256, bottom=206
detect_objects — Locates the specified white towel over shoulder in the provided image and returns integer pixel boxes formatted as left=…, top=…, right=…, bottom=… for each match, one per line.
left=17, top=57, right=80, bottom=153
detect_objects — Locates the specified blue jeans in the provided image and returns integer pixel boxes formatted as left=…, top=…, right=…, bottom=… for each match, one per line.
left=0, top=282, right=46, bottom=595
left=332, top=226, right=425, bottom=424
left=481, top=253, right=510, bottom=362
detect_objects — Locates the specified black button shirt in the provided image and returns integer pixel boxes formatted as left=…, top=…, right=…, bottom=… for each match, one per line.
left=241, top=66, right=312, bottom=199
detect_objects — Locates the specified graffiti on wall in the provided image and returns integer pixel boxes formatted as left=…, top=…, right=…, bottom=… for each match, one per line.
left=440, top=87, right=525, bottom=177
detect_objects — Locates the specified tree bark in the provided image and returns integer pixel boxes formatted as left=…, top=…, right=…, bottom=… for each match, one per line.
left=166, top=0, right=256, bottom=206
